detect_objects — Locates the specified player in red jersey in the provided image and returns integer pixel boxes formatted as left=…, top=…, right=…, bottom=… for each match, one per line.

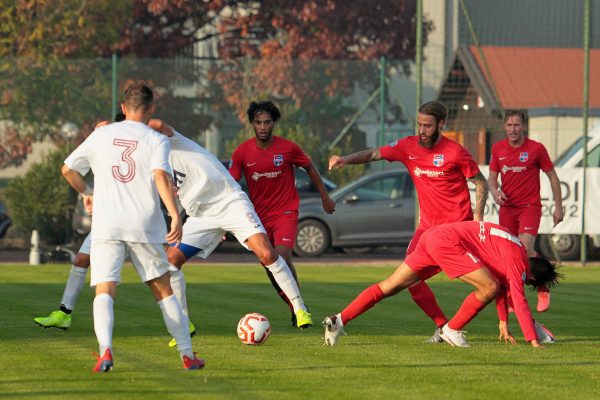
left=488, top=110, right=563, bottom=312
left=229, top=101, right=336, bottom=323
left=328, top=101, right=489, bottom=342
left=323, top=220, right=562, bottom=348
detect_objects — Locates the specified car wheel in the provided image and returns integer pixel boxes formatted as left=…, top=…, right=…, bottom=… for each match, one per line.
left=294, top=219, right=330, bottom=257
left=538, top=234, right=581, bottom=261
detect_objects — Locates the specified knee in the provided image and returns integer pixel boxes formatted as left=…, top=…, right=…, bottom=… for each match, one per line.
left=481, top=280, right=500, bottom=302
left=73, top=253, right=90, bottom=268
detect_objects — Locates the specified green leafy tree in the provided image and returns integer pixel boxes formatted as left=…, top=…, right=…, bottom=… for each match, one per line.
left=4, top=147, right=73, bottom=245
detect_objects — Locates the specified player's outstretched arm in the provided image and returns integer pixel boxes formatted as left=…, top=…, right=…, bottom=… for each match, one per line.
left=328, top=148, right=381, bottom=170
left=62, top=165, right=89, bottom=194
left=304, top=162, right=336, bottom=214
left=154, top=169, right=182, bottom=244
left=468, top=171, right=489, bottom=221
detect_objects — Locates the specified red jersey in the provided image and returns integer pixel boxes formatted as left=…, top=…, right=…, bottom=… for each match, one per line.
left=489, top=138, right=554, bottom=207
left=380, top=136, right=480, bottom=228
left=428, top=221, right=537, bottom=342
left=229, top=136, right=311, bottom=220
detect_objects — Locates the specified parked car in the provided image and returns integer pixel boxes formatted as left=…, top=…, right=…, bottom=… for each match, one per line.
left=537, top=123, right=600, bottom=260
left=295, top=169, right=415, bottom=257
left=0, top=201, right=11, bottom=239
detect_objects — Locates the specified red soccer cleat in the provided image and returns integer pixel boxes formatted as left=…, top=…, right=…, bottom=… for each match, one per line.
left=92, top=349, right=113, bottom=373
left=537, top=288, right=551, bottom=313
left=182, top=353, right=205, bottom=370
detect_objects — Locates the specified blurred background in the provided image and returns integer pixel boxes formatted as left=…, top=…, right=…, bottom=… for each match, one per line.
left=0, top=0, right=598, bottom=259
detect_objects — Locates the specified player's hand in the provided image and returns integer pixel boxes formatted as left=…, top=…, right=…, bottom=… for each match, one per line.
left=165, top=215, right=182, bottom=244
left=328, top=155, right=345, bottom=171
left=494, top=189, right=508, bottom=205
left=530, top=339, right=544, bottom=348
left=95, top=120, right=110, bottom=129
left=82, top=194, right=93, bottom=215
left=322, top=196, right=336, bottom=214
left=498, top=321, right=517, bottom=345
left=553, top=206, right=564, bottom=227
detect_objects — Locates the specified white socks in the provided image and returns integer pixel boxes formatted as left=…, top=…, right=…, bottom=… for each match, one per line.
left=169, top=269, right=189, bottom=316
left=93, top=293, right=114, bottom=355
left=61, top=266, right=88, bottom=311
left=158, top=295, right=193, bottom=359
left=265, top=256, right=306, bottom=313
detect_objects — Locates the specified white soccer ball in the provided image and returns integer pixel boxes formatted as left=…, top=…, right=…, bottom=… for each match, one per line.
left=237, top=313, right=271, bottom=345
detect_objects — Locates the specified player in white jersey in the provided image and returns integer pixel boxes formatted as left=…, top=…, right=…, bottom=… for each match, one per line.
left=164, top=126, right=313, bottom=333
left=61, top=84, right=204, bottom=371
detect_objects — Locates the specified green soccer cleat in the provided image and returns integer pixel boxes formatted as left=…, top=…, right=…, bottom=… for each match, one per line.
left=34, top=310, right=71, bottom=330
left=168, top=320, right=197, bottom=348
left=295, top=309, right=313, bottom=329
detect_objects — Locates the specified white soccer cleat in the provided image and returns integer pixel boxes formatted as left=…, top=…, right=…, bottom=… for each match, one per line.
left=533, top=319, right=555, bottom=343
left=427, top=327, right=444, bottom=343
left=323, top=314, right=346, bottom=346
left=440, top=323, right=471, bottom=347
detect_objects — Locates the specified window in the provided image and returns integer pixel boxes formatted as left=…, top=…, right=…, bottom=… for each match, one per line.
left=352, top=175, right=406, bottom=201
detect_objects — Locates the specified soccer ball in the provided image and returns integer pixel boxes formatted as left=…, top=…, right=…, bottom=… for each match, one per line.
left=237, top=313, right=271, bottom=345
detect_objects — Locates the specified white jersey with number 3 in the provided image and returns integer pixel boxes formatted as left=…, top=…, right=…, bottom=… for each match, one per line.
left=64, top=120, right=172, bottom=243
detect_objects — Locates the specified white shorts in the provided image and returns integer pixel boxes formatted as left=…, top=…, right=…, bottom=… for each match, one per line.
left=90, top=240, right=170, bottom=287
left=79, top=233, right=92, bottom=255
left=180, top=192, right=266, bottom=259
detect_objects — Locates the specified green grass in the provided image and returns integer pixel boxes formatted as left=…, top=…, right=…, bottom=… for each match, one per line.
left=1, top=263, right=599, bottom=400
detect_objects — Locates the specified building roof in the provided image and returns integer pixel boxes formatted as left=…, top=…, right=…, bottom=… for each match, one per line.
left=469, top=46, right=600, bottom=111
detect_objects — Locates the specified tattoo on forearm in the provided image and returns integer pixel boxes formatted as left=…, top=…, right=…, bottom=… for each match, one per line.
left=470, top=172, right=489, bottom=217
left=344, top=148, right=381, bottom=165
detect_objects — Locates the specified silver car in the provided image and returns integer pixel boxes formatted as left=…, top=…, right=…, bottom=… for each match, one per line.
left=295, top=169, right=416, bottom=257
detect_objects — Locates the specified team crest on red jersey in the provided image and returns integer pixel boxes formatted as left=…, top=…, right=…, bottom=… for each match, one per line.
left=433, top=154, right=444, bottom=167
left=273, top=154, right=283, bottom=166
left=519, top=152, right=529, bottom=162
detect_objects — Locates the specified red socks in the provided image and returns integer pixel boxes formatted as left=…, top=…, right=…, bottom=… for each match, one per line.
left=408, top=281, right=448, bottom=327
left=340, top=284, right=384, bottom=325
left=448, top=292, right=487, bottom=330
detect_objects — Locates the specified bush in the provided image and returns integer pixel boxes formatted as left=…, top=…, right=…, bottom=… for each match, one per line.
left=5, top=147, right=75, bottom=245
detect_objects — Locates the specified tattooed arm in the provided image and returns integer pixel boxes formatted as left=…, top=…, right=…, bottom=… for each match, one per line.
left=468, top=171, right=489, bottom=221
left=328, top=148, right=382, bottom=170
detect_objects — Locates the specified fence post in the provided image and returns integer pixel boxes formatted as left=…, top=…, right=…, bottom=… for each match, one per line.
left=580, top=0, right=591, bottom=265
left=112, top=53, right=118, bottom=120
left=379, top=56, right=386, bottom=154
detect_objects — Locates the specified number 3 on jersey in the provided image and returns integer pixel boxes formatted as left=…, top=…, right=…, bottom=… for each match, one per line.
left=112, top=139, right=138, bottom=183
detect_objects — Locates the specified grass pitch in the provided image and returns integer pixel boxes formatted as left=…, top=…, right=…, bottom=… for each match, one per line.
left=0, top=262, right=599, bottom=400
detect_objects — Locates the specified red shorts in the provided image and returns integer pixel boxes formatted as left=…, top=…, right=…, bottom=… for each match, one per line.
left=499, top=205, right=541, bottom=236
left=261, top=211, right=298, bottom=249
left=406, top=226, right=427, bottom=255
left=405, top=228, right=483, bottom=280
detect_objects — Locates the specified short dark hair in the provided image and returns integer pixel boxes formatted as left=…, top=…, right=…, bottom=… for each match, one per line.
left=418, top=101, right=447, bottom=125
left=114, top=112, right=126, bottom=122
left=247, top=101, right=281, bottom=123
left=528, top=257, right=563, bottom=290
left=123, top=83, right=154, bottom=113
left=503, top=110, right=526, bottom=124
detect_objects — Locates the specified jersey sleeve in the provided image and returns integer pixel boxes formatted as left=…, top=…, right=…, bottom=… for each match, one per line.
left=489, top=143, right=500, bottom=172
left=507, top=261, right=537, bottom=342
left=228, top=146, right=243, bottom=181
left=537, top=143, right=554, bottom=172
left=151, top=135, right=172, bottom=175
left=290, top=142, right=311, bottom=168
left=456, top=145, right=481, bottom=179
left=64, top=133, right=94, bottom=176
left=379, top=138, right=406, bottom=162
left=495, top=287, right=509, bottom=322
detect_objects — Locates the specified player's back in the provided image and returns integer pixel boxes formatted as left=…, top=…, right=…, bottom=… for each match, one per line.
left=168, top=131, right=242, bottom=215
left=85, top=120, right=171, bottom=243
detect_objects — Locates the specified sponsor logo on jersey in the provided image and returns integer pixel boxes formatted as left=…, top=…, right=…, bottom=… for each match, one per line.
left=433, top=154, right=444, bottom=167
left=408, top=156, right=418, bottom=160
left=501, top=165, right=527, bottom=174
left=413, top=167, right=444, bottom=178
left=252, top=170, right=283, bottom=181
left=519, top=152, right=529, bottom=162
left=273, top=155, right=283, bottom=166
left=388, top=140, right=398, bottom=147
left=246, top=162, right=257, bottom=167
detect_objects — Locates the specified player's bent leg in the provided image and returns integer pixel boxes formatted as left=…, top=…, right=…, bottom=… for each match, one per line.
left=324, top=262, right=420, bottom=346
left=441, top=268, right=499, bottom=348
left=408, top=280, right=449, bottom=329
